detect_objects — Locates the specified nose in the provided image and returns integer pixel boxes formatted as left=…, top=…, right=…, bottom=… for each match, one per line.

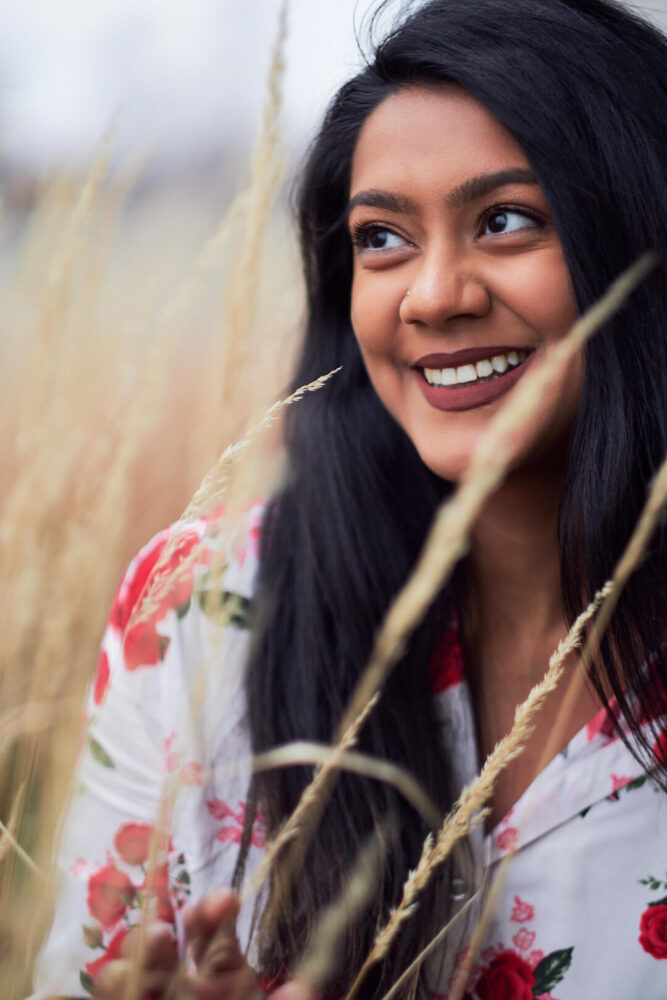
left=399, top=241, right=491, bottom=328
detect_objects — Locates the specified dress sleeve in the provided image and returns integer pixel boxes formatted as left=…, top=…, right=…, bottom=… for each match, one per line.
left=29, top=529, right=192, bottom=999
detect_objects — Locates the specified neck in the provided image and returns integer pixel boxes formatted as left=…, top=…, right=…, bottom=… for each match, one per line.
left=467, top=454, right=566, bottom=652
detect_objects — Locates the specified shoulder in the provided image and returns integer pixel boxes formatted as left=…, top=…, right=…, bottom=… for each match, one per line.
left=91, top=503, right=264, bottom=705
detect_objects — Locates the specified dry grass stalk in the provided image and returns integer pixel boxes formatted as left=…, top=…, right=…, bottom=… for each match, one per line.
left=126, top=364, right=341, bottom=633
left=337, top=254, right=656, bottom=749
left=218, top=0, right=289, bottom=444
left=228, top=741, right=441, bottom=829
left=240, top=692, right=380, bottom=908
left=345, top=578, right=613, bottom=1000
left=0, top=782, right=42, bottom=878
left=378, top=882, right=486, bottom=1000
left=446, top=867, right=506, bottom=1000
left=295, top=832, right=388, bottom=993
left=443, top=452, right=667, bottom=998
left=246, top=254, right=654, bottom=935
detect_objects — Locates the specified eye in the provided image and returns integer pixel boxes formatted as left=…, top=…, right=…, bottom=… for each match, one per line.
left=350, top=223, right=408, bottom=253
left=481, top=208, right=542, bottom=236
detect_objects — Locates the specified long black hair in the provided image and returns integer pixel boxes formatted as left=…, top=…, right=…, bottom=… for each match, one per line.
left=241, top=1, right=667, bottom=995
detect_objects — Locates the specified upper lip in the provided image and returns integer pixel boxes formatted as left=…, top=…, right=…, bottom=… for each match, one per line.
left=413, top=346, right=534, bottom=368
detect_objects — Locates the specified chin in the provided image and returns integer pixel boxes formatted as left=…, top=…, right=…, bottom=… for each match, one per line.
left=416, top=446, right=469, bottom=484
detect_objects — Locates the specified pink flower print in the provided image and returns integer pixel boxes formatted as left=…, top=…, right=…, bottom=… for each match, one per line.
left=512, top=928, right=536, bottom=952
left=70, top=857, right=93, bottom=879
left=527, top=949, right=544, bottom=969
left=180, top=761, right=203, bottom=786
left=238, top=513, right=262, bottom=568
left=495, top=826, right=518, bottom=852
left=510, top=896, right=535, bottom=923
left=610, top=773, right=632, bottom=793
left=206, top=799, right=266, bottom=848
left=164, top=733, right=179, bottom=774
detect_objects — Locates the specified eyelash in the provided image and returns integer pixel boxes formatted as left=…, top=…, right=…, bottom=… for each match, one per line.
left=349, top=203, right=545, bottom=251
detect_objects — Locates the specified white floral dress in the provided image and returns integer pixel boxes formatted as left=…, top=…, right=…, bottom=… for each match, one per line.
left=30, top=511, right=667, bottom=1000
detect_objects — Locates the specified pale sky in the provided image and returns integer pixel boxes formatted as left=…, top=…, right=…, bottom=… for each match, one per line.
left=1, top=0, right=666, bottom=173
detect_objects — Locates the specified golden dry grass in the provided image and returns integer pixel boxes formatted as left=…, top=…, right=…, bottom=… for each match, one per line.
left=0, top=4, right=664, bottom=998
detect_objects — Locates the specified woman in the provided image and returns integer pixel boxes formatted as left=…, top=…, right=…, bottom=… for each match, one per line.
left=32, top=0, right=667, bottom=998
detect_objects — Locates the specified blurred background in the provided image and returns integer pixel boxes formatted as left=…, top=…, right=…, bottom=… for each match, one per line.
left=1, top=0, right=665, bottom=193
left=1, top=0, right=383, bottom=208
left=0, top=1, right=666, bottom=993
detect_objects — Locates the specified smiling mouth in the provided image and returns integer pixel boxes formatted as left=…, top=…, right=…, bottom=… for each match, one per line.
left=420, top=348, right=531, bottom=387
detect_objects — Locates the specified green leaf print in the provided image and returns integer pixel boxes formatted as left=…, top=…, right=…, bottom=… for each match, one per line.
left=197, top=590, right=252, bottom=629
left=176, top=596, right=191, bottom=619
left=79, top=969, right=95, bottom=993
left=88, top=736, right=115, bottom=769
left=532, top=947, right=574, bottom=996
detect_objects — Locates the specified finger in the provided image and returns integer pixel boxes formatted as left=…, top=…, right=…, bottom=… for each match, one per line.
left=119, top=921, right=179, bottom=972
left=181, top=963, right=259, bottom=1000
left=185, top=890, right=243, bottom=970
left=270, top=980, right=319, bottom=1000
left=93, top=957, right=181, bottom=999
left=184, top=889, right=241, bottom=942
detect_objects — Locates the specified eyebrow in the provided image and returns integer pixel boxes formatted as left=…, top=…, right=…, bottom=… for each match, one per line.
left=347, top=168, right=539, bottom=219
left=445, top=168, right=538, bottom=207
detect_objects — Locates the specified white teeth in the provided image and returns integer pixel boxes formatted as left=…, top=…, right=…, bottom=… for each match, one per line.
left=422, top=350, right=529, bottom=387
left=456, top=364, right=477, bottom=384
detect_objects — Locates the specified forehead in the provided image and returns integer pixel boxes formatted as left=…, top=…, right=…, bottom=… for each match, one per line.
left=350, top=85, right=530, bottom=197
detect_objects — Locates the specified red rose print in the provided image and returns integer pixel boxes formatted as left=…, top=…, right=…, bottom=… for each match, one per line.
left=428, top=625, right=464, bottom=694
left=585, top=700, right=621, bottom=744
left=475, top=950, right=535, bottom=1000
left=113, top=822, right=154, bottom=866
left=510, top=896, right=534, bottom=923
left=85, top=926, right=128, bottom=980
left=143, top=862, right=175, bottom=924
left=87, top=864, right=135, bottom=928
left=495, top=827, right=518, bottom=852
left=653, top=731, right=667, bottom=766
left=116, top=531, right=203, bottom=672
left=112, top=535, right=166, bottom=632
left=610, top=773, right=632, bottom=793
left=92, top=649, right=110, bottom=707
left=639, top=904, right=667, bottom=959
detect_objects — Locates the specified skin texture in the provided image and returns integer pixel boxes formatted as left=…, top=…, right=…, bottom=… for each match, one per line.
left=91, top=889, right=312, bottom=999
left=349, top=85, right=600, bottom=827
left=348, top=84, right=581, bottom=482
left=90, top=84, right=600, bottom=994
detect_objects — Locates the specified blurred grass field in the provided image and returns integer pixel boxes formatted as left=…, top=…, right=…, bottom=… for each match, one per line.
left=0, top=140, right=302, bottom=991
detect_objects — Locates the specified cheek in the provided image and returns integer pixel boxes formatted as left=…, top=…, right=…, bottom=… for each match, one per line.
left=496, top=247, right=578, bottom=337
left=350, top=273, right=402, bottom=357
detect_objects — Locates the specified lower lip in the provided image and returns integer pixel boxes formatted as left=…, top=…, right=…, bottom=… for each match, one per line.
left=414, top=355, right=535, bottom=412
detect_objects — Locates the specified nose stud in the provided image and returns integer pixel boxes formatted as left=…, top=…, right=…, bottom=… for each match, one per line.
left=404, top=289, right=411, bottom=299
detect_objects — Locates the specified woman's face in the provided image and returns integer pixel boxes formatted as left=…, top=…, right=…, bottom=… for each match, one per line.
left=348, top=85, right=581, bottom=481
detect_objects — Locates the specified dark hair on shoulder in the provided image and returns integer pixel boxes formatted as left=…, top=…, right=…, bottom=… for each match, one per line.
left=241, top=1, right=667, bottom=995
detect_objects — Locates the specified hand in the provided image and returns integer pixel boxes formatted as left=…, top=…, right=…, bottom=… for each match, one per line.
left=92, top=889, right=257, bottom=1000
left=92, top=888, right=314, bottom=1000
